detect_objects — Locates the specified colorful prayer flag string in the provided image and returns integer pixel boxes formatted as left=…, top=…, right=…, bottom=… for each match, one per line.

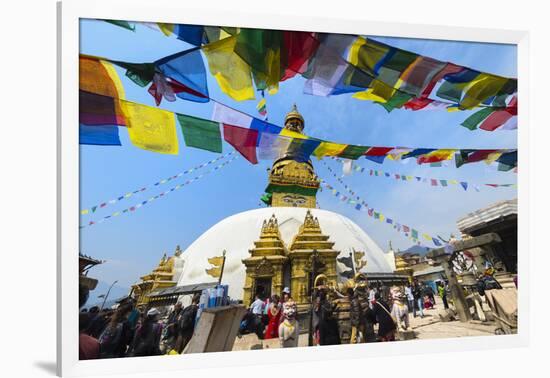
left=320, top=160, right=439, bottom=247
left=330, top=157, right=517, bottom=191
left=80, top=152, right=234, bottom=216
left=79, top=88, right=517, bottom=169
left=80, top=156, right=237, bottom=229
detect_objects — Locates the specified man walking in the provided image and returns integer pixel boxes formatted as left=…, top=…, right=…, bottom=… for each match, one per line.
left=412, top=280, right=424, bottom=318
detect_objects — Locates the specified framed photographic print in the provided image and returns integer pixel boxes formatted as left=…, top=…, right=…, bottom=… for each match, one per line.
left=58, top=0, right=529, bottom=376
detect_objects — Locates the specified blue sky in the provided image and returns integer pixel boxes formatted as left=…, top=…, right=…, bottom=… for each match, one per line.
left=79, top=19, right=517, bottom=299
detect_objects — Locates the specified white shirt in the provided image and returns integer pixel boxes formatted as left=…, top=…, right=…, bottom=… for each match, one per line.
left=405, top=286, right=414, bottom=301
left=250, top=298, right=265, bottom=315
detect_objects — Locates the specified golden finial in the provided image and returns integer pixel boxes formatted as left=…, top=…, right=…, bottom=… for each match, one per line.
left=284, top=103, right=304, bottom=132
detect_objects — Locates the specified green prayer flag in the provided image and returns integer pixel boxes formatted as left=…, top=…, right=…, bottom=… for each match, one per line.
left=412, top=229, right=419, bottom=239
left=105, top=20, right=135, bottom=31
left=460, top=107, right=495, bottom=130
left=177, top=114, right=222, bottom=153
left=378, top=91, right=413, bottom=113
left=339, top=145, right=369, bottom=160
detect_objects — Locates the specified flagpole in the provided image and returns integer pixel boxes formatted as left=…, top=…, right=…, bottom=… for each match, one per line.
left=218, top=250, right=226, bottom=286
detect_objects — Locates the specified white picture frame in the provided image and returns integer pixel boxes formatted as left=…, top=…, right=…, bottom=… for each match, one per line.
left=58, top=0, right=529, bottom=376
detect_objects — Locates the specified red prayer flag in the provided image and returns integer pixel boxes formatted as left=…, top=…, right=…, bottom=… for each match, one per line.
left=479, top=96, right=518, bottom=131
left=420, top=62, right=464, bottom=98
left=365, top=147, right=393, bottom=156
left=223, top=124, right=259, bottom=164
left=281, top=32, right=320, bottom=81
left=403, top=97, right=434, bottom=110
left=466, top=150, right=498, bottom=163
left=430, top=179, right=438, bottom=186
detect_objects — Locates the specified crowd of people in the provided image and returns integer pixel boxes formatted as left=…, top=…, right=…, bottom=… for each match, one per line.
left=79, top=278, right=451, bottom=359
left=240, top=276, right=451, bottom=347
left=79, top=294, right=201, bottom=360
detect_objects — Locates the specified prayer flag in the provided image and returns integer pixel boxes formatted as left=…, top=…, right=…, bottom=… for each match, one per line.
left=212, top=102, right=253, bottom=128
left=257, top=98, right=267, bottom=116
left=223, top=124, right=259, bottom=164
left=234, top=28, right=283, bottom=92
left=479, top=101, right=517, bottom=131
left=202, top=36, right=255, bottom=101
left=120, top=101, right=179, bottom=154
left=175, top=25, right=205, bottom=46
left=417, top=149, right=456, bottom=164
left=440, top=180, right=448, bottom=187
left=157, top=23, right=175, bottom=36
left=461, top=107, right=495, bottom=130
left=460, top=74, right=509, bottom=110
left=79, top=90, right=126, bottom=126
left=281, top=31, right=320, bottom=81
left=80, top=56, right=125, bottom=99
left=411, top=229, right=418, bottom=239
left=436, top=67, right=481, bottom=102
left=313, top=142, right=347, bottom=159
left=303, top=34, right=356, bottom=96
left=460, top=182, right=468, bottom=191
left=177, top=114, right=222, bottom=153
left=79, top=124, right=121, bottom=146
left=432, top=238, right=442, bottom=246
left=286, top=138, right=321, bottom=162
left=378, top=91, right=413, bottom=113
left=105, top=20, right=135, bottom=31
left=258, top=133, right=292, bottom=160
left=339, top=145, right=369, bottom=160
left=205, top=267, right=222, bottom=278
left=155, top=48, right=209, bottom=103
left=398, top=56, right=446, bottom=96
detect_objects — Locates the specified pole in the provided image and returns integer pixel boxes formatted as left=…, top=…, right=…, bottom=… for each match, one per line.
left=218, top=250, right=226, bottom=286
left=101, top=280, right=118, bottom=310
left=308, top=250, right=319, bottom=347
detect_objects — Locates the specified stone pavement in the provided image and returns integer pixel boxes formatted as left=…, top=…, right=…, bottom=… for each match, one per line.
left=232, top=297, right=501, bottom=351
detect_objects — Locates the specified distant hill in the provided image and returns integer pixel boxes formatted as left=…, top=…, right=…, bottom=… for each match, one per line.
left=399, top=245, right=431, bottom=256
left=84, top=281, right=130, bottom=309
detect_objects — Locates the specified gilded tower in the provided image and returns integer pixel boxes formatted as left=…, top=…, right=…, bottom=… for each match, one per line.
left=243, top=106, right=340, bottom=306
left=242, top=215, right=288, bottom=306
left=264, top=104, right=320, bottom=208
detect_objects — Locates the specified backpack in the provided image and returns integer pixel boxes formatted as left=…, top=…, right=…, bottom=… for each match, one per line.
left=98, top=323, right=123, bottom=357
left=132, top=323, right=161, bottom=356
left=178, top=305, right=196, bottom=331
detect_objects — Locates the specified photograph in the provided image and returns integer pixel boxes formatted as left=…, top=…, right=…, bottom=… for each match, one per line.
left=77, top=18, right=518, bottom=360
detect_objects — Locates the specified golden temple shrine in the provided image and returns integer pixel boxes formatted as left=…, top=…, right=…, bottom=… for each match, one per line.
left=243, top=105, right=338, bottom=307
left=131, top=245, right=185, bottom=306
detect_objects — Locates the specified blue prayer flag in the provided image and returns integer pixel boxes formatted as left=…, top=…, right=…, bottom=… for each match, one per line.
left=79, top=124, right=121, bottom=146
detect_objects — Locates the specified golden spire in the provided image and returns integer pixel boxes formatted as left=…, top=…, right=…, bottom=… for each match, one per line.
left=284, top=103, right=304, bottom=132
left=260, top=214, right=281, bottom=238
left=298, top=209, right=322, bottom=235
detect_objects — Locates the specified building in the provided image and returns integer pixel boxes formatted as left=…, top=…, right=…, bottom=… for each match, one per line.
left=175, top=105, right=395, bottom=307
left=131, top=245, right=185, bottom=306
left=457, top=198, right=517, bottom=274
left=79, top=253, right=104, bottom=308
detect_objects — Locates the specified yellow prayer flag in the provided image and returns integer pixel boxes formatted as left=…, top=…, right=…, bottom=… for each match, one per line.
left=485, top=152, right=503, bottom=165
left=120, top=101, right=179, bottom=154
left=157, top=23, right=175, bottom=36
left=449, top=180, right=458, bottom=185
left=81, top=209, right=89, bottom=215
left=460, top=74, right=508, bottom=110
left=423, top=234, right=432, bottom=241
left=205, top=267, right=222, bottom=278
left=406, top=176, right=413, bottom=181
left=447, top=106, right=460, bottom=112
left=313, top=142, right=347, bottom=159
left=202, top=36, right=255, bottom=101
left=79, top=56, right=125, bottom=99
left=280, top=128, right=308, bottom=139
left=352, top=87, right=389, bottom=103
left=379, top=214, right=385, bottom=222
left=207, top=256, right=224, bottom=266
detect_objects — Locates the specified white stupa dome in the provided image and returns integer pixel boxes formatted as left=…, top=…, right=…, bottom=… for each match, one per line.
left=177, top=207, right=392, bottom=300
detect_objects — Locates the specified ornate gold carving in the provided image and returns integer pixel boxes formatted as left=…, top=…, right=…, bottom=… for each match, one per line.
left=255, top=257, right=275, bottom=277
